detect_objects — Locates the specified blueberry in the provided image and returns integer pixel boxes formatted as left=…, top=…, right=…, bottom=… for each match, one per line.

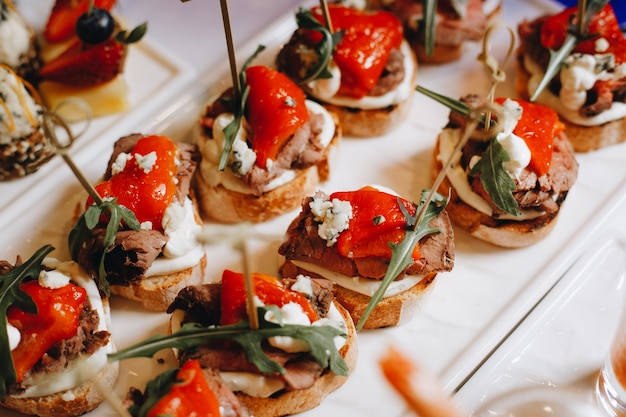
left=75, top=8, right=115, bottom=44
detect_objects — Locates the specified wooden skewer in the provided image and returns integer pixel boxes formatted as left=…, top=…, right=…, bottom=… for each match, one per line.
left=236, top=224, right=259, bottom=330
left=319, top=0, right=333, bottom=33
left=476, top=22, right=515, bottom=131
left=577, top=0, right=587, bottom=35
left=43, top=108, right=103, bottom=205
left=220, top=0, right=241, bottom=99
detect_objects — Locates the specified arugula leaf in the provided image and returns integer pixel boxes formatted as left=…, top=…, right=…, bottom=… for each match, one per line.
left=218, top=44, right=266, bottom=171
left=422, top=0, right=437, bottom=57
left=416, top=85, right=471, bottom=114
left=356, top=192, right=448, bottom=331
left=294, top=8, right=344, bottom=83
left=416, top=85, right=489, bottom=127
left=530, top=0, right=609, bottom=101
left=416, top=85, right=518, bottom=214
left=68, top=198, right=140, bottom=295
left=470, top=139, right=520, bottom=216
left=108, top=306, right=349, bottom=377
left=0, top=244, right=54, bottom=398
left=128, top=368, right=179, bottom=417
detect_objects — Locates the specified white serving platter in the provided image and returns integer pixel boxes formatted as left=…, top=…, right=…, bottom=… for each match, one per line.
left=3, top=1, right=626, bottom=416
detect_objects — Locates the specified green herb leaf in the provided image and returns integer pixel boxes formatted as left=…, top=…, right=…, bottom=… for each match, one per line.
left=530, top=0, right=609, bottom=101
left=115, top=22, right=148, bottom=44
left=218, top=44, right=265, bottom=171
left=415, top=85, right=518, bottom=215
left=68, top=198, right=140, bottom=295
left=294, top=8, right=345, bottom=83
left=356, top=192, right=448, bottom=331
left=416, top=85, right=471, bottom=115
left=108, top=306, right=349, bottom=376
left=128, top=368, right=179, bottom=417
left=422, top=0, right=437, bottom=57
left=470, top=138, right=519, bottom=216
left=0, top=244, right=54, bottom=397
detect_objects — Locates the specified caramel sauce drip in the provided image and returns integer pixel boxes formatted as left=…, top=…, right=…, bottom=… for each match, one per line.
left=0, top=64, right=39, bottom=133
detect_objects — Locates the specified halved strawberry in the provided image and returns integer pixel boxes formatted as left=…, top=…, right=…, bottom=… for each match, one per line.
left=39, top=24, right=147, bottom=87
left=44, top=0, right=117, bottom=43
left=39, top=38, right=125, bottom=86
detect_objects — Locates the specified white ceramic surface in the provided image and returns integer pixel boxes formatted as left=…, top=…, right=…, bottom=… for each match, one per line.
left=455, top=233, right=626, bottom=416
left=3, top=1, right=626, bottom=416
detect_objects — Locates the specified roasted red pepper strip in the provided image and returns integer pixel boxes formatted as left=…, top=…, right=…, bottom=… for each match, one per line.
left=246, top=65, right=309, bottom=170
left=146, top=360, right=221, bottom=417
left=220, top=269, right=318, bottom=325
left=540, top=4, right=626, bottom=64
left=496, top=98, right=562, bottom=177
left=87, top=135, right=179, bottom=231
left=8, top=280, right=86, bottom=382
left=331, top=186, right=420, bottom=260
left=312, top=5, right=403, bottom=98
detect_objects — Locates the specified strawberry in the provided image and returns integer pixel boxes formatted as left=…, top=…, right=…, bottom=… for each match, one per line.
left=39, top=38, right=124, bottom=86
left=44, top=0, right=117, bottom=43
left=39, top=24, right=147, bottom=87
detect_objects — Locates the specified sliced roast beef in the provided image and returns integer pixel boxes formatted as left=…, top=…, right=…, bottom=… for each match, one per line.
left=518, top=15, right=626, bottom=116
left=175, top=142, right=202, bottom=202
left=282, top=276, right=335, bottom=318
left=203, top=368, right=251, bottom=417
left=278, top=192, right=455, bottom=281
left=198, top=87, right=332, bottom=196
left=276, top=27, right=406, bottom=97
left=168, top=279, right=338, bottom=392
left=8, top=297, right=110, bottom=395
left=180, top=342, right=324, bottom=392
left=78, top=229, right=167, bottom=285
left=517, top=16, right=550, bottom=69
left=78, top=134, right=200, bottom=284
left=451, top=96, right=578, bottom=217
left=390, top=0, right=486, bottom=46
left=104, top=133, right=201, bottom=203
left=166, top=284, right=222, bottom=325
left=242, top=111, right=328, bottom=195
left=125, top=367, right=250, bottom=417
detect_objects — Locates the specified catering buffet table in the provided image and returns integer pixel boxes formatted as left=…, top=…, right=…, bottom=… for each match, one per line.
left=5, top=0, right=626, bottom=415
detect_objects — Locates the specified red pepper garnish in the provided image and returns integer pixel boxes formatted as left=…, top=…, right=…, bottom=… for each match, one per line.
left=311, top=5, right=404, bottom=99
left=496, top=98, right=562, bottom=177
left=146, top=360, right=221, bottom=417
left=7, top=280, right=87, bottom=382
left=541, top=4, right=626, bottom=64
left=246, top=65, right=309, bottom=170
left=331, top=186, right=420, bottom=260
left=86, top=135, right=179, bottom=231
left=220, top=269, right=318, bottom=326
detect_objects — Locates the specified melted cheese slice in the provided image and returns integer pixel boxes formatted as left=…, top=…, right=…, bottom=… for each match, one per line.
left=290, top=260, right=426, bottom=298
